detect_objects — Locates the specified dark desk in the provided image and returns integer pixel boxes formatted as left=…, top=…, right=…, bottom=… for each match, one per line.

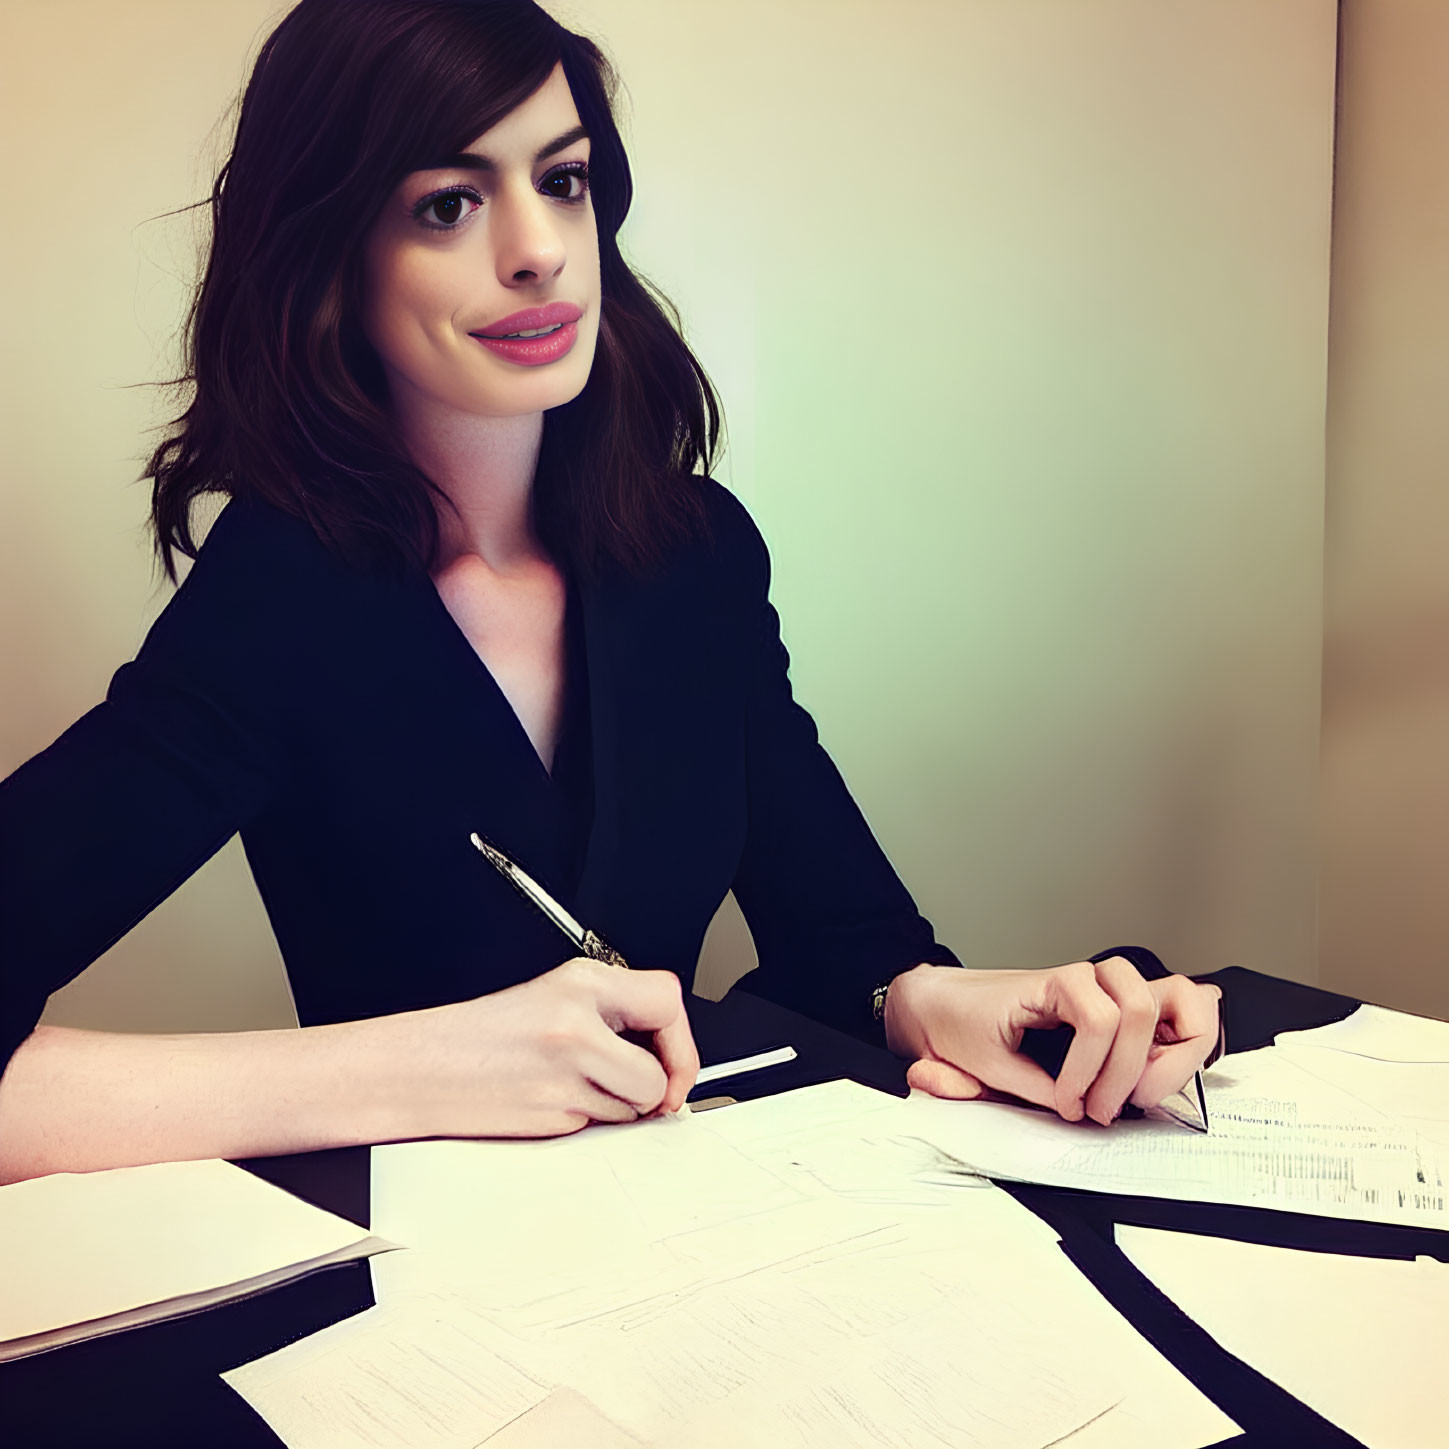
left=5, top=968, right=1444, bottom=1448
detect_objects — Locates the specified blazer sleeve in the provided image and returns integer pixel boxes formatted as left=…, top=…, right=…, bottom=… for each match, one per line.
left=0, top=501, right=304, bottom=1083
left=718, top=490, right=962, bottom=1046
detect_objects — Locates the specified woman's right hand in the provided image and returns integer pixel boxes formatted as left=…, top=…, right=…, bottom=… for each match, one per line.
left=383, top=958, right=700, bottom=1141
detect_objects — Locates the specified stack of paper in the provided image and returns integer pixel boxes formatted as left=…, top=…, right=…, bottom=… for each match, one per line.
left=224, top=1081, right=1238, bottom=1449
left=0, top=1158, right=394, bottom=1362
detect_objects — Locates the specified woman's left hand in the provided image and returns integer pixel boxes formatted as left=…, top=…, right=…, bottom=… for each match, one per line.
left=884, top=958, right=1222, bottom=1125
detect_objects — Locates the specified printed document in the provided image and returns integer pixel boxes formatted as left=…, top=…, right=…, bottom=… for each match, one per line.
left=893, top=1047, right=1449, bottom=1229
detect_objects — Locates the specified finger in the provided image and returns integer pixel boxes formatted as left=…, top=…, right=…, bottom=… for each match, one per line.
left=652, top=1008, right=702, bottom=1113
left=572, top=1078, right=643, bottom=1126
left=906, top=1056, right=987, bottom=1100
left=591, top=968, right=700, bottom=1112
left=582, top=1027, right=671, bottom=1113
left=1081, top=957, right=1159, bottom=1125
left=926, top=969, right=1089, bottom=1113
left=954, top=1043, right=1064, bottom=1114
left=1043, top=961, right=1122, bottom=1121
left=1130, top=978, right=1222, bottom=1106
left=591, top=965, right=688, bottom=1035
left=1150, top=975, right=1223, bottom=1051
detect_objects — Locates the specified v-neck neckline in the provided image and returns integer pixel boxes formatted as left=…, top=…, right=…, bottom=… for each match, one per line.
left=417, top=562, right=579, bottom=787
left=408, top=555, right=619, bottom=918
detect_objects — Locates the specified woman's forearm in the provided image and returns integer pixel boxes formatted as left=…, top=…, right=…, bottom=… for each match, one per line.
left=0, top=1018, right=420, bottom=1184
left=0, top=960, right=701, bottom=1183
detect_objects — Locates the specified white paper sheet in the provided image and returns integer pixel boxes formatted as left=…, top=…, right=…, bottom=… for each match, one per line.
left=1273, top=1047, right=1449, bottom=1127
left=893, top=1048, right=1449, bottom=1229
left=481, top=1386, right=648, bottom=1446
left=236, top=1213, right=1128, bottom=1449
left=679, top=1085, right=1236, bottom=1448
left=683, top=1083, right=1238, bottom=1449
left=1117, top=1226, right=1449, bottom=1449
left=0, top=1158, right=391, bottom=1361
left=222, top=1290, right=557, bottom=1448
left=228, top=1082, right=1237, bottom=1449
left=1272, top=1005, right=1449, bottom=1127
left=1275, top=1004, right=1449, bottom=1063
left=691, top=1078, right=1007, bottom=1212
left=642, top=1278, right=1120, bottom=1449
left=369, top=1106, right=811, bottom=1304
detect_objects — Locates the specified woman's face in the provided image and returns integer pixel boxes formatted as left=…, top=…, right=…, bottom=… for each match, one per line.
left=360, top=62, right=601, bottom=421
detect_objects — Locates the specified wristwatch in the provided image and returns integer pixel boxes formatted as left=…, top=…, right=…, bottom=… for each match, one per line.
left=870, top=979, right=893, bottom=1023
left=873, top=960, right=967, bottom=1026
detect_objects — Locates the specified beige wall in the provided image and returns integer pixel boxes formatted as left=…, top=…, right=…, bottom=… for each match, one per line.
left=2, top=2, right=301, bottom=1032
left=1319, top=0, right=1449, bottom=1018
left=2, top=1, right=1340, bottom=1034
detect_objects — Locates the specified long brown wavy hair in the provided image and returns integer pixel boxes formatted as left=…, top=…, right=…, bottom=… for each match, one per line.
left=143, top=0, right=723, bottom=583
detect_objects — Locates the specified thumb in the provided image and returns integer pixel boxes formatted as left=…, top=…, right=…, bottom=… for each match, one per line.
left=906, top=1056, right=987, bottom=1100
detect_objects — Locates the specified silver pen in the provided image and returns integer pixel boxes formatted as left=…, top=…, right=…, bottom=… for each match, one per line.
left=469, top=832, right=630, bottom=968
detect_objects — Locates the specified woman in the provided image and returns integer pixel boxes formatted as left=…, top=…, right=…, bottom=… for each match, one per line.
left=0, top=0, right=1221, bottom=1183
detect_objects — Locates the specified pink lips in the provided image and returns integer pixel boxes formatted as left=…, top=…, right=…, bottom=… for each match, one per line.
left=471, top=301, right=582, bottom=339
left=472, top=322, right=579, bottom=366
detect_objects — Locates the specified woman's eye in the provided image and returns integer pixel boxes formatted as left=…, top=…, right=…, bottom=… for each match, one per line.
left=418, top=188, right=481, bottom=229
left=412, top=163, right=590, bottom=232
left=542, top=162, right=590, bottom=203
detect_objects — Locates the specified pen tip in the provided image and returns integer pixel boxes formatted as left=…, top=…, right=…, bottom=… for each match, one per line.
left=469, top=833, right=508, bottom=872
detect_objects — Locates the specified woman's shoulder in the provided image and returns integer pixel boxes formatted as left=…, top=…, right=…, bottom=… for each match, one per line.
left=189, top=493, right=346, bottom=590
left=693, top=475, right=763, bottom=543
left=685, top=475, right=772, bottom=586
left=137, top=494, right=367, bottom=677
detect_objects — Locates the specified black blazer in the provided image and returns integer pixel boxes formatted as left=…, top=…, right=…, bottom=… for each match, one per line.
left=0, top=479, right=960, bottom=1077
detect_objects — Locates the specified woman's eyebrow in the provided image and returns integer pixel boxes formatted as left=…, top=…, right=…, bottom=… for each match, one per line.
left=422, top=123, right=590, bottom=174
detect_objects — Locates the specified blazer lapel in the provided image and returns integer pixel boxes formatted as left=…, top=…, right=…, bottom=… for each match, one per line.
left=570, top=550, right=741, bottom=964
left=402, top=564, right=578, bottom=904
left=571, top=560, right=626, bottom=929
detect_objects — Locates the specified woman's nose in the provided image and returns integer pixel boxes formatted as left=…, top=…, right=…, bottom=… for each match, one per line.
left=490, top=182, right=568, bottom=284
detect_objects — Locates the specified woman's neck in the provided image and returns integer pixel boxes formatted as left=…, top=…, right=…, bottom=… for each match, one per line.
left=386, top=385, right=550, bottom=573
